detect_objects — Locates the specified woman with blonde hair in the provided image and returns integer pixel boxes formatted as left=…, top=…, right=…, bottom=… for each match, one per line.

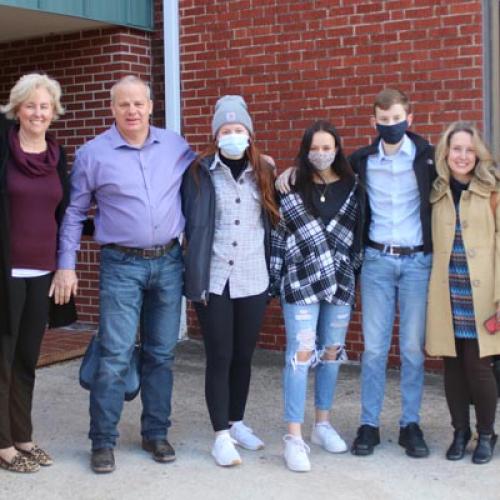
left=0, top=73, right=72, bottom=472
left=426, top=121, right=500, bottom=464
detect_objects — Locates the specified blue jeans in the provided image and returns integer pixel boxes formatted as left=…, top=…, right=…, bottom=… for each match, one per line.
left=282, top=301, right=351, bottom=423
left=89, top=243, right=183, bottom=450
left=359, top=246, right=431, bottom=428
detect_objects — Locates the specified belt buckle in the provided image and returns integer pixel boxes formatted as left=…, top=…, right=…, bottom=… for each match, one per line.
left=142, top=248, right=158, bottom=259
left=386, top=244, right=398, bottom=256
left=142, top=242, right=173, bottom=259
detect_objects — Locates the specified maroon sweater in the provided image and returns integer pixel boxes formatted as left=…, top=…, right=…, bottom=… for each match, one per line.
left=7, top=129, right=62, bottom=271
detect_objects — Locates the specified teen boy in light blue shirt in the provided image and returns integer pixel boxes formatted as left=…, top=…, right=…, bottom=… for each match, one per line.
left=349, top=88, right=436, bottom=458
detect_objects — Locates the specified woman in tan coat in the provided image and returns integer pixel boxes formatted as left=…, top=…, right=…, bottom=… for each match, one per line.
left=426, top=121, right=500, bottom=464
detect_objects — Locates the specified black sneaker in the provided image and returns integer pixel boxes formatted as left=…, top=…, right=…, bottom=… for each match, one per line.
left=91, top=448, right=115, bottom=473
left=351, top=425, right=380, bottom=456
left=398, top=423, right=429, bottom=458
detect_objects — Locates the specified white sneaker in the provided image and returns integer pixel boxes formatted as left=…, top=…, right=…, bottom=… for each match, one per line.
left=283, top=434, right=311, bottom=472
left=211, top=432, right=242, bottom=467
left=230, top=421, right=265, bottom=450
left=311, top=422, right=348, bottom=453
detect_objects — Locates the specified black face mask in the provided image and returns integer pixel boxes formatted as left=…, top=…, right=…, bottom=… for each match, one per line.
left=376, top=120, right=408, bottom=145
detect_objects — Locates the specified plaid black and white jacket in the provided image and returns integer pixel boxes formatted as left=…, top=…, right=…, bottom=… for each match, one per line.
left=270, top=180, right=362, bottom=305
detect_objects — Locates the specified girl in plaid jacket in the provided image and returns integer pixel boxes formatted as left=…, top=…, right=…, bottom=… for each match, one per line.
left=270, top=120, right=362, bottom=472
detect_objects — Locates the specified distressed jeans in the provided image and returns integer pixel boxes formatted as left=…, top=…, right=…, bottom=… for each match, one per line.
left=282, top=301, right=351, bottom=423
left=359, top=246, right=431, bottom=427
left=89, top=243, right=183, bottom=450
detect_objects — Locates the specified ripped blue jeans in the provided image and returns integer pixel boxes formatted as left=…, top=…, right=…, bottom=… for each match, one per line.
left=282, top=301, right=351, bottom=423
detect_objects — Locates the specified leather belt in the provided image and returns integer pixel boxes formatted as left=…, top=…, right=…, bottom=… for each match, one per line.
left=103, top=239, right=177, bottom=259
left=368, top=240, right=424, bottom=256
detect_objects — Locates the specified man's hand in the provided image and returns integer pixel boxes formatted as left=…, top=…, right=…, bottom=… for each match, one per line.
left=275, top=166, right=297, bottom=194
left=261, top=154, right=276, bottom=171
left=49, top=269, right=78, bottom=305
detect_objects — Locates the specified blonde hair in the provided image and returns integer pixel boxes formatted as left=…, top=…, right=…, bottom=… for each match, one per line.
left=110, top=75, right=151, bottom=102
left=434, top=121, right=499, bottom=193
left=0, top=73, right=64, bottom=119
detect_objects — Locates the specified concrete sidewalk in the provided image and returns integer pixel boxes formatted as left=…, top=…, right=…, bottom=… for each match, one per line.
left=2, top=340, right=499, bottom=500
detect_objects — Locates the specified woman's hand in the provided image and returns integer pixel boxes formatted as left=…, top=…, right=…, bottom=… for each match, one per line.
left=275, top=167, right=297, bottom=194
left=49, top=269, right=78, bottom=304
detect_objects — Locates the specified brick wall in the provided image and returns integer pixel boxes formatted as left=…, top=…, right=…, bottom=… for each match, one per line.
left=174, top=0, right=484, bottom=368
left=0, top=27, right=153, bottom=324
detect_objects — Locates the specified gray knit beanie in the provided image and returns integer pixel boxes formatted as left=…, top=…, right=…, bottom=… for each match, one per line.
left=211, top=95, right=253, bottom=137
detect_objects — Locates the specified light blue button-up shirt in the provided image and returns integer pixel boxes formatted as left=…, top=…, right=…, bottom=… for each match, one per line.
left=366, top=134, right=423, bottom=246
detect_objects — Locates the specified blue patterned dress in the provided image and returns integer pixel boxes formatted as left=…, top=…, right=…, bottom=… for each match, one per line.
left=449, top=178, right=477, bottom=339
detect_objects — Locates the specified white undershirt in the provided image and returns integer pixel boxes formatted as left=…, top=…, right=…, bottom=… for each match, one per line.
left=11, top=268, right=51, bottom=278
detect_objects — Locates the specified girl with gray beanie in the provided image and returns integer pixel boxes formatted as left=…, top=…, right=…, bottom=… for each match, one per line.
left=182, top=95, right=279, bottom=467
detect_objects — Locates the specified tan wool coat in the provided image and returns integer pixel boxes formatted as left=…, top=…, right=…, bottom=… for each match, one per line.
left=425, top=178, right=500, bottom=358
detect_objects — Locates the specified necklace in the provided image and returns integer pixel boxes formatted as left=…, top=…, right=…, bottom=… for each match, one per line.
left=315, top=182, right=329, bottom=203
left=18, top=129, right=47, bottom=153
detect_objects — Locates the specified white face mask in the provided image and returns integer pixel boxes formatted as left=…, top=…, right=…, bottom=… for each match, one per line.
left=308, top=151, right=336, bottom=171
left=218, top=133, right=249, bottom=159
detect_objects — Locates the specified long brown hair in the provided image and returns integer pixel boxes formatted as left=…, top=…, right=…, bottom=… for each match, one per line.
left=294, top=120, right=354, bottom=218
left=189, top=138, right=280, bottom=225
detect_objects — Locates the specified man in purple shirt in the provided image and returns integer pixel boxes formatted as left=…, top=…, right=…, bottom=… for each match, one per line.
left=52, top=75, right=196, bottom=473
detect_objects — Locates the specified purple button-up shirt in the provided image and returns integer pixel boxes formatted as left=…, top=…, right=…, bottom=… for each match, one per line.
left=58, top=124, right=196, bottom=269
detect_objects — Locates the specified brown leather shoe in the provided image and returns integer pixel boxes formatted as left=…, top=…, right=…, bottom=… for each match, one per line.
left=91, top=448, right=115, bottom=473
left=142, top=438, right=176, bottom=463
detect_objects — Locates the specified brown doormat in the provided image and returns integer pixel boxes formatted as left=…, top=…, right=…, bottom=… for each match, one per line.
left=38, top=325, right=96, bottom=368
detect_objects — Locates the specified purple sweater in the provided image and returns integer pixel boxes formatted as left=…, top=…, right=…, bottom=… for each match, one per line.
left=7, top=131, right=62, bottom=271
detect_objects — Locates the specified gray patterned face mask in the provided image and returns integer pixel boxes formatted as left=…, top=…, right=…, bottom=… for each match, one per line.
left=308, top=151, right=336, bottom=171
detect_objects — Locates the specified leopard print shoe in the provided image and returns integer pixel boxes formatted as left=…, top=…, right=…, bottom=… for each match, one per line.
left=18, top=445, right=54, bottom=466
left=0, top=452, right=40, bottom=473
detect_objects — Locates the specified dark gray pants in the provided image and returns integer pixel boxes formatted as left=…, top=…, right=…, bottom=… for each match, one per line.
left=0, top=274, right=51, bottom=448
left=443, top=338, right=498, bottom=434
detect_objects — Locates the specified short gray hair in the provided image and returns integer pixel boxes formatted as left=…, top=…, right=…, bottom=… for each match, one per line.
left=0, top=73, right=64, bottom=119
left=110, top=75, right=151, bottom=102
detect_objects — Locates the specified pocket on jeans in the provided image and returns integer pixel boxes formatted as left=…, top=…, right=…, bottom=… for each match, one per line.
left=164, top=241, right=183, bottom=263
left=413, top=252, right=432, bottom=269
left=363, top=246, right=381, bottom=262
left=100, top=247, right=129, bottom=265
